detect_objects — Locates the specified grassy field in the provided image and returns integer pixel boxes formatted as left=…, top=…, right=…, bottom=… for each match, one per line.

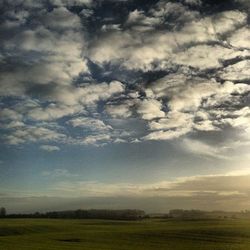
left=1, top=218, right=250, bottom=249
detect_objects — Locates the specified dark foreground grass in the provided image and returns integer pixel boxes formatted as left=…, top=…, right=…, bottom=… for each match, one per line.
left=1, top=218, right=250, bottom=250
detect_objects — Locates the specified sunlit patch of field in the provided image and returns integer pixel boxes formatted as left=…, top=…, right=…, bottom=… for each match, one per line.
left=1, top=218, right=250, bottom=250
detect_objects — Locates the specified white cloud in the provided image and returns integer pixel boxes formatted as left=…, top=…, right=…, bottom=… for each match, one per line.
left=82, top=134, right=111, bottom=145
left=193, top=119, right=219, bottom=132
left=220, top=60, right=250, bottom=81
left=68, top=117, right=112, bottom=131
left=149, top=112, right=193, bottom=131
left=211, top=10, right=247, bottom=35
left=126, top=9, right=160, bottom=29
left=4, top=126, right=66, bottom=145
left=143, top=127, right=190, bottom=141
left=77, top=81, right=125, bottom=106
left=28, top=104, right=83, bottom=121
left=228, top=26, right=250, bottom=49
left=40, top=7, right=83, bottom=30
left=184, top=0, right=201, bottom=5
left=137, top=99, right=165, bottom=120
left=89, top=9, right=246, bottom=71
left=26, top=81, right=124, bottom=121
left=219, top=116, right=250, bottom=131
left=0, top=108, right=22, bottom=121
left=150, top=1, right=200, bottom=23
left=173, top=45, right=250, bottom=70
left=105, top=101, right=134, bottom=118
left=0, top=1, right=249, bottom=148
left=142, top=74, right=249, bottom=141
left=49, top=0, right=92, bottom=7
left=40, top=145, right=60, bottom=152
left=0, top=7, right=88, bottom=97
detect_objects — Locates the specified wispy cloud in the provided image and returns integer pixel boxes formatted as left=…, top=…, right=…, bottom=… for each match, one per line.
left=42, top=168, right=78, bottom=178
left=40, top=145, right=60, bottom=152
left=181, top=138, right=230, bottom=160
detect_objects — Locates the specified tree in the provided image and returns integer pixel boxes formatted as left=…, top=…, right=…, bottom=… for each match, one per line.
left=0, top=207, right=6, bottom=217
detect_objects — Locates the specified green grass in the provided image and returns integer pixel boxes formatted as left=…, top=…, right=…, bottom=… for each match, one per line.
left=1, top=218, right=250, bottom=249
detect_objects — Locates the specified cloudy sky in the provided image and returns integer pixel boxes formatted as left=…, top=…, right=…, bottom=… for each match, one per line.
left=0, top=0, right=250, bottom=213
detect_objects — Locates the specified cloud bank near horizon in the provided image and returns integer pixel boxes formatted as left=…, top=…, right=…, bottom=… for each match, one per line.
left=2, top=170, right=250, bottom=213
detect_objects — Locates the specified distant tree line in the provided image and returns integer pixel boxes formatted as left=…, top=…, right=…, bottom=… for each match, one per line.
left=0, top=207, right=6, bottom=218
left=5, top=209, right=146, bottom=220
left=4, top=207, right=250, bottom=220
left=168, top=209, right=206, bottom=219
left=166, top=209, right=250, bottom=220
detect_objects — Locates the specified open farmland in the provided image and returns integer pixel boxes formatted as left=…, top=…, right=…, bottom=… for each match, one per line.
left=1, top=218, right=250, bottom=250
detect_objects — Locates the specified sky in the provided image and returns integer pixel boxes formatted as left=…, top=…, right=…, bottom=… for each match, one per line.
left=0, top=0, right=250, bottom=213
